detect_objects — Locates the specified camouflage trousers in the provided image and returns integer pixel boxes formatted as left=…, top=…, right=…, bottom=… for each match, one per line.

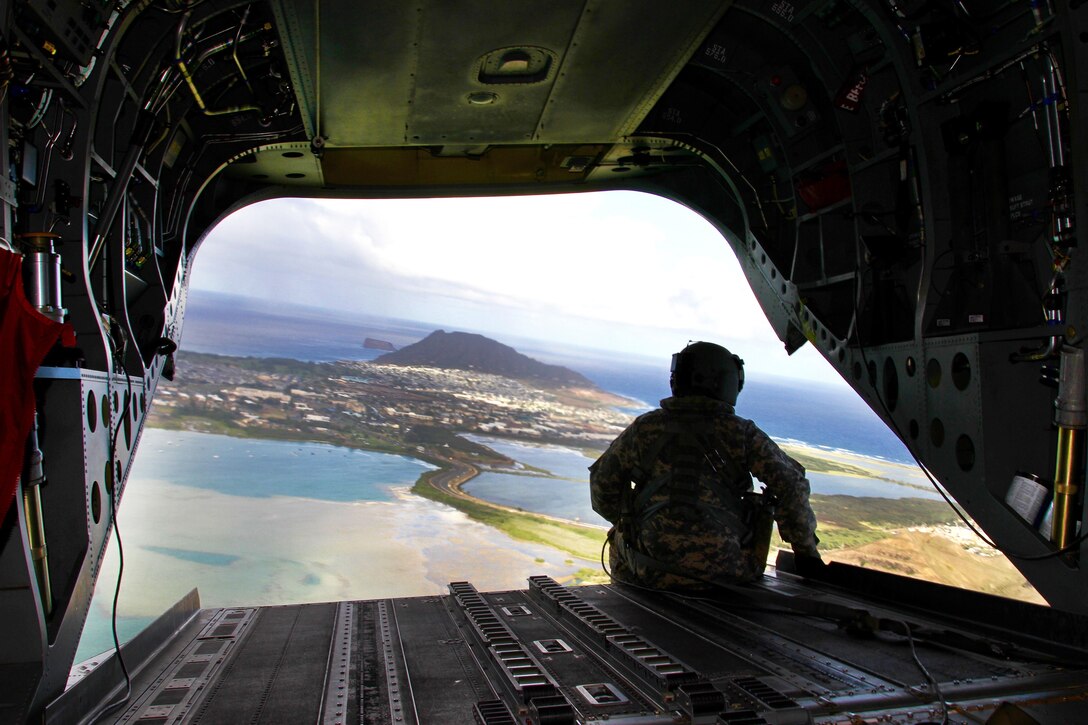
left=607, top=526, right=768, bottom=592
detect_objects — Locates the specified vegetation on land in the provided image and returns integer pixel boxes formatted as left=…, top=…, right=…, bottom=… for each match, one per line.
left=779, top=447, right=876, bottom=477
left=567, top=568, right=611, bottom=585
left=760, top=494, right=957, bottom=551
left=807, top=493, right=959, bottom=548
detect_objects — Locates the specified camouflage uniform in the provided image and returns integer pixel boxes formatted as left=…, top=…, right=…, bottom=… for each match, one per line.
left=590, top=395, right=819, bottom=590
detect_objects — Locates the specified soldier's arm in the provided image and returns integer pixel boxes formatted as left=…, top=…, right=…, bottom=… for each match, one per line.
left=589, top=425, right=638, bottom=523
left=745, top=423, right=820, bottom=556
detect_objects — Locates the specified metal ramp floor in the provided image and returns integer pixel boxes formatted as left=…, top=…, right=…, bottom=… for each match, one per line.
left=48, top=560, right=1088, bottom=724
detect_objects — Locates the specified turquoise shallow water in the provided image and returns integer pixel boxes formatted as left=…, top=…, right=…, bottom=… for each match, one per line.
left=74, top=429, right=436, bottom=663
left=133, top=429, right=434, bottom=501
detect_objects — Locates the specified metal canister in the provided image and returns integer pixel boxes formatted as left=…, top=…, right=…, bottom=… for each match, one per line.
left=18, top=232, right=65, bottom=323
left=1004, top=472, right=1049, bottom=527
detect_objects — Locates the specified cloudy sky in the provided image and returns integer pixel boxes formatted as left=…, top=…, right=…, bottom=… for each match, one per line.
left=190, top=190, right=838, bottom=382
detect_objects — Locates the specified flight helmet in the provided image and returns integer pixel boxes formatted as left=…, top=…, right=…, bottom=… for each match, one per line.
left=670, top=341, right=745, bottom=405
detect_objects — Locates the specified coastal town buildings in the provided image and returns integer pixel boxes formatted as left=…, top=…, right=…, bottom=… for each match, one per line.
left=150, top=354, right=633, bottom=449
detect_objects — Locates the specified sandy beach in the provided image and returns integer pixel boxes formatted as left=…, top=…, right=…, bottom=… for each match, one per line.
left=92, top=476, right=591, bottom=622
left=777, top=441, right=933, bottom=489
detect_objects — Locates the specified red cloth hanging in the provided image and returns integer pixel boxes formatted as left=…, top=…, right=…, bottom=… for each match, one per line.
left=1, top=248, right=75, bottom=525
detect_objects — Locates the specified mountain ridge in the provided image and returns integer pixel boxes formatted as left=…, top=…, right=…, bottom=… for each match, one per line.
left=373, top=330, right=596, bottom=389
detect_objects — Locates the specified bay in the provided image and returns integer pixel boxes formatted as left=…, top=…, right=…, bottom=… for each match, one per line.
left=135, top=430, right=435, bottom=501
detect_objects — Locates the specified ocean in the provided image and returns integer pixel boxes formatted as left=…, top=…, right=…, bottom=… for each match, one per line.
left=558, top=357, right=916, bottom=465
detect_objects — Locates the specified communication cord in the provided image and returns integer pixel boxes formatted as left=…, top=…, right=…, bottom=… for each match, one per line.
left=903, top=620, right=949, bottom=725
left=89, top=324, right=134, bottom=723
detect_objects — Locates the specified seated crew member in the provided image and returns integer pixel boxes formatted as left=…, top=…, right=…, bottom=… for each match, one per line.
left=590, top=342, right=820, bottom=590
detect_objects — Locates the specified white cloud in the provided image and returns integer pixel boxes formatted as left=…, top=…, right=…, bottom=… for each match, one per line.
left=190, top=190, right=838, bottom=383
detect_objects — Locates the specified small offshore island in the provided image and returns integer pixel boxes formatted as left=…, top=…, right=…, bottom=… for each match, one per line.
left=145, top=331, right=1041, bottom=601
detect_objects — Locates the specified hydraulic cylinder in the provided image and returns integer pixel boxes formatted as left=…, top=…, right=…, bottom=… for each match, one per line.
left=1052, top=347, right=1086, bottom=549
left=1052, top=427, right=1083, bottom=549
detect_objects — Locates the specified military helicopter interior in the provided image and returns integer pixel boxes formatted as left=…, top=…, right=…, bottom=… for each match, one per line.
left=3, top=0, right=1088, bottom=722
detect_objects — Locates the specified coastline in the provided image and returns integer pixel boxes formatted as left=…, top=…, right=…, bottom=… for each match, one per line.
left=140, top=419, right=931, bottom=560
left=128, top=421, right=1047, bottom=605
left=780, top=442, right=934, bottom=494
